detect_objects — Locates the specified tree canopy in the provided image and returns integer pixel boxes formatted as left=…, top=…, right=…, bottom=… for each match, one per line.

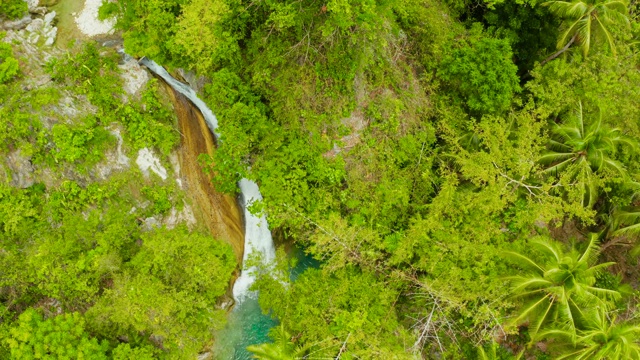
left=4, top=0, right=640, bottom=358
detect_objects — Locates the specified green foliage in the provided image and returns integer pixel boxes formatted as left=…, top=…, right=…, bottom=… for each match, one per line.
left=0, top=41, right=19, bottom=84
left=107, top=0, right=187, bottom=66
left=0, top=34, right=19, bottom=87
left=111, top=343, right=158, bottom=359
left=88, top=226, right=235, bottom=356
left=1, top=171, right=236, bottom=357
left=256, top=263, right=413, bottom=358
left=131, top=226, right=236, bottom=301
left=0, top=29, right=238, bottom=359
left=439, top=32, right=521, bottom=114
left=542, top=307, right=640, bottom=359
left=507, top=234, right=620, bottom=341
left=111, top=343, right=158, bottom=360
left=4, top=309, right=110, bottom=359
left=0, top=183, right=39, bottom=237
left=3, top=309, right=158, bottom=359
left=484, top=2, right=559, bottom=73
left=119, top=80, right=179, bottom=155
left=141, top=185, right=173, bottom=215
left=527, top=48, right=640, bottom=136
left=47, top=43, right=123, bottom=114
left=7, top=0, right=640, bottom=358
left=544, top=0, right=631, bottom=56
left=97, top=1, right=119, bottom=21
left=45, top=179, right=123, bottom=219
left=476, top=340, right=517, bottom=360
left=247, top=324, right=312, bottom=360
left=0, top=102, right=43, bottom=155
left=47, top=47, right=177, bottom=155
left=51, top=116, right=114, bottom=168
left=609, top=205, right=640, bottom=238
left=173, top=0, right=234, bottom=73
left=0, top=0, right=27, bottom=20
left=539, top=102, right=637, bottom=207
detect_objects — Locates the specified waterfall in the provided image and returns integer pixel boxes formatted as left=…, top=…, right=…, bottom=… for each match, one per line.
left=233, top=179, right=276, bottom=301
left=139, top=57, right=276, bottom=303
left=138, top=57, right=220, bottom=138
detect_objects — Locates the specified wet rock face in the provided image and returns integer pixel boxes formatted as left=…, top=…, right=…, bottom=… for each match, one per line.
left=168, top=87, right=246, bottom=263
left=177, top=68, right=209, bottom=94
left=6, top=150, right=35, bottom=189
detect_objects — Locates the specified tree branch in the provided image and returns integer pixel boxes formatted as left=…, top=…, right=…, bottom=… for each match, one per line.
left=540, top=33, right=579, bottom=67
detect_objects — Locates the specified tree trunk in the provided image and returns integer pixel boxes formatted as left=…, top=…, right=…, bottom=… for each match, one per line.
left=540, top=33, right=578, bottom=67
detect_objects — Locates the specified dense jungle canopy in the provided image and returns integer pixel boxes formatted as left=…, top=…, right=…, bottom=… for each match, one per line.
left=3, top=0, right=640, bottom=358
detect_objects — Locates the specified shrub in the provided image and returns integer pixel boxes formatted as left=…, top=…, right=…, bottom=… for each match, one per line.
left=439, top=35, right=521, bottom=114
left=0, top=0, right=27, bottom=20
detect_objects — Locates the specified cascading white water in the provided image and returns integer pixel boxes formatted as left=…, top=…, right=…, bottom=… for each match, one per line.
left=138, top=57, right=220, bottom=138
left=139, top=57, right=276, bottom=303
left=233, top=179, right=276, bottom=301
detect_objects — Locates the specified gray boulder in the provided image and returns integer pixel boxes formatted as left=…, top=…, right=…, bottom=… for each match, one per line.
left=1, top=15, right=32, bottom=30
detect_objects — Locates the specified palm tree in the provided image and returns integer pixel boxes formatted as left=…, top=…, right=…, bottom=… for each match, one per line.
left=538, top=102, right=635, bottom=207
left=541, top=0, right=630, bottom=64
left=600, top=201, right=640, bottom=253
left=506, top=234, right=620, bottom=341
left=539, top=308, right=640, bottom=359
left=247, top=325, right=310, bottom=360
left=609, top=203, right=640, bottom=238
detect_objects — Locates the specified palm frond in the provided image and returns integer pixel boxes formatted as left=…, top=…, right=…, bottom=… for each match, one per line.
left=576, top=101, right=585, bottom=135
left=558, top=289, right=578, bottom=333
left=578, top=234, right=601, bottom=264
left=530, top=299, right=556, bottom=338
left=579, top=15, right=592, bottom=56
left=612, top=207, right=640, bottom=236
left=549, top=139, right=574, bottom=152
left=584, top=286, right=622, bottom=302
left=595, top=14, right=618, bottom=55
left=554, top=124, right=583, bottom=142
left=511, top=278, right=556, bottom=295
left=557, top=18, right=584, bottom=49
left=539, top=152, right=576, bottom=165
left=587, top=261, right=617, bottom=276
left=504, top=251, right=546, bottom=273
left=603, top=158, right=626, bottom=176
left=512, top=294, right=553, bottom=326
left=602, top=1, right=631, bottom=25
left=545, top=1, right=589, bottom=19
left=531, top=237, right=563, bottom=262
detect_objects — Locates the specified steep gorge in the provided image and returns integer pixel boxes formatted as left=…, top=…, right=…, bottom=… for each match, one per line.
left=164, top=83, right=245, bottom=264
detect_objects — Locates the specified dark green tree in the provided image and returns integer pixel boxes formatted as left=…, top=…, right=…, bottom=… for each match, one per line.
left=439, top=34, right=521, bottom=114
